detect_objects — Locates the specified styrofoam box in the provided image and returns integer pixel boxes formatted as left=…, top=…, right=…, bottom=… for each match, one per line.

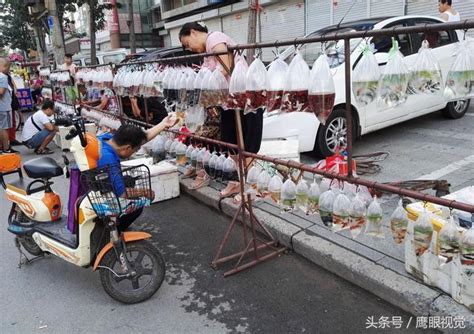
left=121, top=158, right=179, bottom=204
left=54, top=123, right=97, bottom=150
left=258, top=139, right=300, bottom=162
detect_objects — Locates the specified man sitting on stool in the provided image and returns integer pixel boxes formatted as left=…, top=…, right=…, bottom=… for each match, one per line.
left=21, top=100, right=57, bottom=155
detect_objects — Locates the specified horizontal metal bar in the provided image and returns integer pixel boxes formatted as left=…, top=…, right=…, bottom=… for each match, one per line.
left=114, top=51, right=229, bottom=68
left=242, top=151, right=474, bottom=214
left=50, top=69, right=70, bottom=74
left=76, top=63, right=113, bottom=70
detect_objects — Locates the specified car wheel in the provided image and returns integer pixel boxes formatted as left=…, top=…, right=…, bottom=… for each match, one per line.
left=441, top=99, right=470, bottom=119
left=314, top=108, right=357, bottom=158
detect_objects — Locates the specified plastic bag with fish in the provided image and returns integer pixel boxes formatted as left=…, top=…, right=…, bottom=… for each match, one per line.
left=308, top=54, right=335, bottom=124
left=377, top=38, right=410, bottom=109
left=444, top=40, right=474, bottom=100
left=409, top=40, right=443, bottom=95
left=281, top=179, right=297, bottom=212
left=307, top=181, right=321, bottom=215
left=228, top=58, right=248, bottom=110
left=268, top=175, right=283, bottom=205
left=266, top=57, right=289, bottom=112
left=198, top=69, right=214, bottom=108
left=352, top=43, right=380, bottom=106
left=319, top=189, right=336, bottom=227
left=413, top=210, right=434, bottom=256
left=390, top=200, right=409, bottom=244
left=257, top=170, right=271, bottom=197
left=332, top=192, right=351, bottom=232
left=461, top=226, right=474, bottom=266
left=365, top=197, right=384, bottom=238
left=207, top=68, right=229, bottom=107
left=296, top=179, right=309, bottom=214
left=281, top=52, right=310, bottom=112
left=245, top=57, right=267, bottom=115
left=349, top=193, right=366, bottom=239
left=439, top=215, right=462, bottom=264
left=246, top=165, right=261, bottom=192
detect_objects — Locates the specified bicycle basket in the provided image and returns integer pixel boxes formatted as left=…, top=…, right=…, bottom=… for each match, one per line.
left=81, top=164, right=152, bottom=218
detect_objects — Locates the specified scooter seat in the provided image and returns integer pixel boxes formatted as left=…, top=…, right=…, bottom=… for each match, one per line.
left=23, top=157, right=63, bottom=179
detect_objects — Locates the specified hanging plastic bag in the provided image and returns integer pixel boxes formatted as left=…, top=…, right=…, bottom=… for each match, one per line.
left=409, top=40, right=443, bottom=95
left=176, top=143, right=188, bottom=166
left=203, top=150, right=212, bottom=175
left=282, top=52, right=310, bottom=112
left=266, top=57, right=288, bottom=112
left=215, top=154, right=227, bottom=181
left=185, top=70, right=197, bottom=105
left=208, top=69, right=229, bottom=107
left=319, top=189, right=336, bottom=227
left=228, top=58, right=248, bottom=110
left=377, top=38, right=410, bottom=108
left=281, top=179, right=297, bottom=212
left=308, top=54, right=335, bottom=125
left=268, top=175, right=283, bottom=204
left=352, top=43, right=380, bottom=106
left=349, top=194, right=366, bottom=239
left=390, top=200, right=409, bottom=244
left=413, top=209, right=434, bottom=256
left=244, top=57, right=267, bottom=115
left=192, top=67, right=206, bottom=106
left=185, top=145, right=194, bottom=165
left=257, top=170, right=271, bottom=197
left=296, top=180, right=309, bottom=214
left=199, top=69, right=213, bottom=108
left=151, top=136, right=166, bottom=164
left=208, top=152, right=219, bottom=179
left=439, top=215, right=462, bottom=263
left=342, top=182, right=357, bottom=201
left=332, top=192, right=351, bottom=232
left=444, top=40, right=474, bottom=100
left=307, top=181, right=320, bottom=215
left=365, top=197, right=384, bottom=238
left=461, top=226, right=474, bottom=265
left=190, top=147, right=200, bottom=168
left=246, top=165, right=261, bottom=191
left=223, top=157, right=238, bottom=182
left=319, top=178, right=331, bottom=194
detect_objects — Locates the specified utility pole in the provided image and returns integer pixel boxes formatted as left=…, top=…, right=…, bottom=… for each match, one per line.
left=127, top=0, right=136, bottom=54
left=29, top=2, right=48, bottom=66
left=45, top=0, right=65, bottom=66
left=247, top=0, right=258, bottom=63
left=89, top=0, right=97, bottom=65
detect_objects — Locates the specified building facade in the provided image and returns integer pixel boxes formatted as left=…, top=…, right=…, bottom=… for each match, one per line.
left=160, top=0, right=474, bottom=60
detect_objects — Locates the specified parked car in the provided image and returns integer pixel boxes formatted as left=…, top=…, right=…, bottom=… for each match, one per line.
left=263, top=15, right=471, bottom=157
left=72, top=48, right=147, bottom=67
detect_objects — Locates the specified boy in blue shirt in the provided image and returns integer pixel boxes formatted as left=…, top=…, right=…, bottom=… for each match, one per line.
left=97, top=116, right=176, bottom=231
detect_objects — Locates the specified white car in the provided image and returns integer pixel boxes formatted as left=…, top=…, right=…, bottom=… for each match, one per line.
left=262, top=15, right=471, bottom=157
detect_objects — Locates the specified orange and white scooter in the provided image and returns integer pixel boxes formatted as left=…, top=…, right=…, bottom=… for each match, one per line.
left=1, top=117, right=165, bottom=304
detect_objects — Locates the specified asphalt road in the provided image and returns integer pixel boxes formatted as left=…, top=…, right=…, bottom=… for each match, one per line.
left=0, top=179, right=436, bottom=333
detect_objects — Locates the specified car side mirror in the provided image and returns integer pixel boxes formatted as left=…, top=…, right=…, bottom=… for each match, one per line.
left=374, top=52, right=389, bottom=66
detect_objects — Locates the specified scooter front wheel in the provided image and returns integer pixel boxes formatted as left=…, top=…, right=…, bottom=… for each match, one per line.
left=99, top=240, right=165, bottom=304
left=19, top=236, right=43, bottom=256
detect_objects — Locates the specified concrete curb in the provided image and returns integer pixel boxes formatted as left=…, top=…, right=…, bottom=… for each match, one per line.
left=179, top=178, right=474, bottom=333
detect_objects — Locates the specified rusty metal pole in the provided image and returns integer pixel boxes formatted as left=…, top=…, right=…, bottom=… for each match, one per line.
left=344, top=37, right=353, bottom=177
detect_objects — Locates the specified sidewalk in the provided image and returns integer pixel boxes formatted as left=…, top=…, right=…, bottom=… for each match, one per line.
left=179, top=174, right=474, bottom=334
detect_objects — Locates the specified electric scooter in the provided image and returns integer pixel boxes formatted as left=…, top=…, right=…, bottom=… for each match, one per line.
left=1, top=117, right=166, bottom=304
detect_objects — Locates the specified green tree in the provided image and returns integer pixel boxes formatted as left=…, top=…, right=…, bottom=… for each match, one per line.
left=0, top=0, right=35, bottom=55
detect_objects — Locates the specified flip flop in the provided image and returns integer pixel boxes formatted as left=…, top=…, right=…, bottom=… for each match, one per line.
left=181, top=166, right=196, bottom=179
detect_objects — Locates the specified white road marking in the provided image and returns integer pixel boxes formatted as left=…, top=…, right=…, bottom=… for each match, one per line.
left=416, top=154, right=474, bottom=180
left=465, top=113, right=474, bottom=117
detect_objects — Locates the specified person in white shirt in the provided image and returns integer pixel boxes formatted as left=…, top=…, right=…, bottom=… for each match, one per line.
left=22, top=100, right=57, bottom=155
left=438, top=0, right=460, bottom=22
left=61, top=53, right=77, bottom=77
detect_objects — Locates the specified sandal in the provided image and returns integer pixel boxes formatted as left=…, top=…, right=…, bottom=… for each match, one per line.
left=219, top=181, right=240, bottom=199
left=182, top=166, right=196, bottom=179
left=189, top=170, right=210, bottom=190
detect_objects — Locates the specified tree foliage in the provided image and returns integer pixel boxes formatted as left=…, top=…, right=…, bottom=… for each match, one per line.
left=0, top=0, right=35, bottom=53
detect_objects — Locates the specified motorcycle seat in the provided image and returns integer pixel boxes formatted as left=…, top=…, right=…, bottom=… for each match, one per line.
left=23, top=157, right=63, bottom=179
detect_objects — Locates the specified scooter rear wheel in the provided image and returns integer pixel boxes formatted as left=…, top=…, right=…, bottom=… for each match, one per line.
left=99, top=240, right=165, bottom=304
left=19, top=236, right=43, bottom=256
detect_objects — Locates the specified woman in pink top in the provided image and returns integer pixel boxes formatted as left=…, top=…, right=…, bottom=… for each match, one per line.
left=179, top=22, right=263, bottom=198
